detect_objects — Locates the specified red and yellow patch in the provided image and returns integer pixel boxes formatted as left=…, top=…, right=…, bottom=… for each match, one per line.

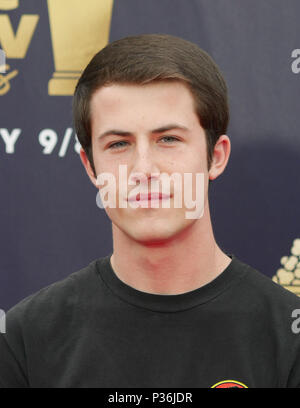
left=211, top=380, right=248, bottom=388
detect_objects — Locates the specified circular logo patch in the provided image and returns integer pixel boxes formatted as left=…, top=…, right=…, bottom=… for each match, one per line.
left=211, top=380, right=248, bottom=388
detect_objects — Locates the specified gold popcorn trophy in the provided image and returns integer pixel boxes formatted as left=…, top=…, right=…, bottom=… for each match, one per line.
left=47, top=0, right=114, bottom=95
left=272, top=239, right=300, bottom=296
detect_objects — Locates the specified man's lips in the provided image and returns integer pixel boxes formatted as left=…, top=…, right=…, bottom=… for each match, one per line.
left=127, top=192, right=171, bottom=202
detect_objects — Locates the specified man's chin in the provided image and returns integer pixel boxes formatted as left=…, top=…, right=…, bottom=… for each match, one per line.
left=120, top=222, right=185, bottom=247
left=129, top=234, right=176, bottom=247
left=110, top=211, right=196, bottom=245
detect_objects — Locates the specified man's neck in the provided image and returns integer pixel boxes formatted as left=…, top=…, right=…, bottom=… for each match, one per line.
left=109, top=209, right=231, bottom=295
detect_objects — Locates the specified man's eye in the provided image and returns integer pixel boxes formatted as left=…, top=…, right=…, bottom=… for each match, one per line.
left=159, top=136, right=180, bottom=143
left=108, top=136, right=180, bottom=150
left=108, top=141, right=128, bottom=149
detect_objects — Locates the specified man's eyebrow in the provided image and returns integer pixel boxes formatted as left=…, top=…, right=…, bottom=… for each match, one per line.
left=97, top=124, right=189, bottom=140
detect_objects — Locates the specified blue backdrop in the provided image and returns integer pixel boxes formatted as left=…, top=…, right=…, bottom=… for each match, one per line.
left=0, top=0, right=299, bottom=311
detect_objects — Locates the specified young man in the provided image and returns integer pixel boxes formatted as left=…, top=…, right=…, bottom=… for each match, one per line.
left=1, top=34, right=300, bottom=388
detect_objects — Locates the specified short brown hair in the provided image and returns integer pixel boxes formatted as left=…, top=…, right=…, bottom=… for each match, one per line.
left=73, top=33, right=229, bottom=177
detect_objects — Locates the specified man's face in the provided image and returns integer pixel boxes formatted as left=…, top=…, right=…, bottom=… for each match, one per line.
left=86, top=80, right=213, bottom=245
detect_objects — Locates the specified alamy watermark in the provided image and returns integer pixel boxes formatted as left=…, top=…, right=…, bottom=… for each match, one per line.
left=95, top=165, right=205, bottom=219
left=291, top=49, right=300, bottom=73
left=0, top=309, right=6, bottom=334
left=291, top=309, right=300, bottom=334
left=0, top=49, right=6, bottom=73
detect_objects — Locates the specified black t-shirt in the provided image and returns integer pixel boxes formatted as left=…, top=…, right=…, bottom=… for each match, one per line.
left=1, top=253, right=300, bottom=388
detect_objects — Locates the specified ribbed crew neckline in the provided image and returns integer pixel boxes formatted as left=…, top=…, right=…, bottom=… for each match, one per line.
left=96, top=253, right=246, bottom=312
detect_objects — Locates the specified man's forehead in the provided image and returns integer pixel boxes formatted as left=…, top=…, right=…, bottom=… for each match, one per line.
left=90, top=80, right=193, bottom=105
left=90, top=83, right=197, bottom=133
left=89, top=82, right=201, bottom=139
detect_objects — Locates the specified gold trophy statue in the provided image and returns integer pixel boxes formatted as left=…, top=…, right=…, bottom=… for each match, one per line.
left=47, top=0, right=114, bottom=95
left=0, top=0, right=19, bottom=9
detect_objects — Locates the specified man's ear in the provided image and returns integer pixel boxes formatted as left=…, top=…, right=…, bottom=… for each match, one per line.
left=208, top=135, right=231, bottom=181
left=79, top=148, right=98, bottom=188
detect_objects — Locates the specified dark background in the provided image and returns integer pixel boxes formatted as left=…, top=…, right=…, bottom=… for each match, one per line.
left=0, top=0, right=299, bottom=311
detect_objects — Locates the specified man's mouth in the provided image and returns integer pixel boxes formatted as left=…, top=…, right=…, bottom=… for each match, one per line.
left=127, top=192, right=171, bottom=202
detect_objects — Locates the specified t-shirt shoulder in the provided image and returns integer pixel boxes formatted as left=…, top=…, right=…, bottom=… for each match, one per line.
left=236, top=256, right=300, bottom=309
left=0, top=259, right=100, bottom=388
left=4, top=258, right=99, bottom=330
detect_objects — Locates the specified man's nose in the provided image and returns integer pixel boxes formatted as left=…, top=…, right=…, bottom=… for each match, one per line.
left=129, top=145, right=160, bottom=185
